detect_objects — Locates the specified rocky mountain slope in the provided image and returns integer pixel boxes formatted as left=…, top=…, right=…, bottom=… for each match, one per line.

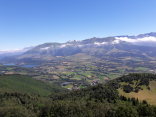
left=16, top=36, right=156, bottom=60
left=1, top=32, right=156, bottom=61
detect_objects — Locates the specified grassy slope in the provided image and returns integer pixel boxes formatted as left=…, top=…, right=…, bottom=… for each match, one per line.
left=0, top=74, right=67, bottom=96
left=118, top=81, right=156, bottom=105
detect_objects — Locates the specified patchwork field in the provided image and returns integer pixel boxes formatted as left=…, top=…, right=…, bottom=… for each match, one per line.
left=2, top=50, right=156, bottom=91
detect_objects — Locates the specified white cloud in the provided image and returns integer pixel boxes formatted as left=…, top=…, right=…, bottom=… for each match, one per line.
left=101, top=42, right=108, bottom=44
left=94, top=41, right=119, bottom=46
left=115, top=37, right=136, bottom=42
left=0, top=46, right=35, bottom=54
left=94, top=42, right=101, bottom=46
left=94, top=42, right=109, bottom=46
left=78, top=45, right=83, bottom=47
left=40, top=47, right=50, bottom=50
left=60, top=44, right=67, bottom=48
left=112, top=40, right=120, bottom=44
left=115, top=36, right=156, bottom=43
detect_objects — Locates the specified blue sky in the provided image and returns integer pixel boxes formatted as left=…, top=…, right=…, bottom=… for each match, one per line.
left=0, top=0, right=156, bottom=50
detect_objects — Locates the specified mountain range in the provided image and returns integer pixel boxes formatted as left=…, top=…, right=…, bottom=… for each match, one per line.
left=1, top=32, right=156, bottom=60
left=17, top=33, right=156, bottom=60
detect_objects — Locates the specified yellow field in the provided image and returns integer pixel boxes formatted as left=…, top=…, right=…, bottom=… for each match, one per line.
left=87, top=75, right=91, bottom=78
left=53, top=75, right=59, bottom=79
left=118, top=81, right=156, bottom=105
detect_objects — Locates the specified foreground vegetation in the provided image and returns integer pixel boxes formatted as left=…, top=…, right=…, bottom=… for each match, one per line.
left=1, top=73, right=156, bottom=116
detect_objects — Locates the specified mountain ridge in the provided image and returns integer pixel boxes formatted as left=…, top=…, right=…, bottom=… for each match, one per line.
left=115, top=32, right=156, bottom=38
left=1, top=32, right=156, bottom=61
left=17, top=35, right=156, bottom=60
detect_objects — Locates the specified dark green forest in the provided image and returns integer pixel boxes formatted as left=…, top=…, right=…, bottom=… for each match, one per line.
left=1, top=73, right=156, bottom=116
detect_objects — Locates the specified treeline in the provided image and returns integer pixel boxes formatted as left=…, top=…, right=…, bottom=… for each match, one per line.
left=50, top=83, right=118, bottom=101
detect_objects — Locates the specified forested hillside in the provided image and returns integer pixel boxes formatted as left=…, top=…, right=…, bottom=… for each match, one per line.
left=0, top=74, right=67, bottom=116
left=0, top=74, right=67, bottom=96
left=1, top=73, right=156, bottom=116
left=44, top=73, right=156, bottom=117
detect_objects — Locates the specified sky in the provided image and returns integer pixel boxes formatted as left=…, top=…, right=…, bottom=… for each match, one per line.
left=0, top=0, right=156, bottom=51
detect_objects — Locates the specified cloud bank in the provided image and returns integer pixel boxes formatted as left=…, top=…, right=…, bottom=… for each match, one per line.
left=115, top=36, right=156, bottom=46
left=0, top=46, right=35, bottom=54
left=39, top=39, right=122, bottom=51
left=94, top=42, right=108, bottom=46
left=94, top=40, right=119, bottom=46
left=60, top=44, right=67, bottom=48
left=115, top=36, right=156, bottom=43
left=40, top=47, right=50, bottom=50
